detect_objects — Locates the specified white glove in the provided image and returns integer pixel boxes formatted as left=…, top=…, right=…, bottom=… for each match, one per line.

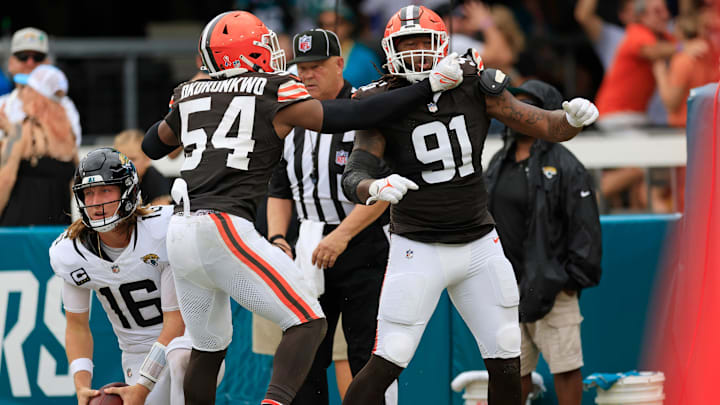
left=562, top=98, right=599, bottom=128
left=429, top=52, right=463, bottom=92
left=366, top=174, right=419, bottom=205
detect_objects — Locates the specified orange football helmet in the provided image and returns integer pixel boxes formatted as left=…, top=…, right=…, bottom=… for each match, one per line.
left=199, top=11, right=285, bottom=77
left=382, top=5, right=449, bottom=82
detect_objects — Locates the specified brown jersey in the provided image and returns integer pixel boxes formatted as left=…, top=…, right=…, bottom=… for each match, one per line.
left=164, top=72, right=311, bottom=221
left=354, top=59, right=494, bottom=243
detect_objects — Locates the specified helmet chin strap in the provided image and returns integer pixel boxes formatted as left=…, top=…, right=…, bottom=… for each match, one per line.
left=90, top=214, right=123, bottom=233
left=85, top=202, right=124, bottom=233
left=240, top=54, right=264, bottom=73
left=210, top=67, right=249, bottom=79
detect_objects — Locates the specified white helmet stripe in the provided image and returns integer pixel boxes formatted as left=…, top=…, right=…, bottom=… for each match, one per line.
left=401, top=6, right=420, bottom=26
left=403, top=6, right=411, bottom=24
left=200, top=12, right=229, bottom=74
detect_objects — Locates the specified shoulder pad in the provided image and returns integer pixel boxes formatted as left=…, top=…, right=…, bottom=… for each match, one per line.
left=140, top=205, right=174, bottom=241
left=49, top=234, right=82, bottom=275
left=478, top=68, right=510, bottom=96
left=353, top=80, right=390, bottom=100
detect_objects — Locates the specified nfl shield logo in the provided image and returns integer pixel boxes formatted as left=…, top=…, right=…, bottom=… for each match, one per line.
left=298, top=35, right=312, bottom=53
left=335, top=150, right=349, bottom=166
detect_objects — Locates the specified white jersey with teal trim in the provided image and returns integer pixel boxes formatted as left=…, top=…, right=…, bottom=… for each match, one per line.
left=49, top=205, right=178, bottom=353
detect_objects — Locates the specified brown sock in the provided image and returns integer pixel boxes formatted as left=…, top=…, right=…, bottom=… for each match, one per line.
left=265, top=318, right=328, bottom=403
left=342, top=354, right=403, bottom=405
left=485, top=357, right=522, bottom=405
left=184, top=347, right=227, bottom=405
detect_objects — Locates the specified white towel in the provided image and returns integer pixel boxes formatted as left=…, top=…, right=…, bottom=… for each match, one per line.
left=295, top=219, right=326, bottom=298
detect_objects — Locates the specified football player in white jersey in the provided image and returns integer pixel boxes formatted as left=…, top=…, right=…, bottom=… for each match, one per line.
left=49, top=148, right=207, bottom=405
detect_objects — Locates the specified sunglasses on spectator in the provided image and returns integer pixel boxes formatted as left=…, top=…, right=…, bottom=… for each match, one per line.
left=14, top=52, right=46, bottom=62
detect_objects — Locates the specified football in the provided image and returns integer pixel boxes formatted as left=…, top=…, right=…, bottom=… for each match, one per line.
left=88, top=382, right=128, bottom=405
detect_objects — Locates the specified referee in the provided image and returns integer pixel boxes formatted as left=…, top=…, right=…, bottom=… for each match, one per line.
left=266, top=29, right=394, bottom=405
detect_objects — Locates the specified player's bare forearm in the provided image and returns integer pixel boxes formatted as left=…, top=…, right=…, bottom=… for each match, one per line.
left=157, top=310, right=185, bottom=346
left=548, top=111, right=582, bottom=142
left=65, top=311, right=94, bottom=393
left=267, top=197, right=293, bottom=238
left=65, top=312, right=93, bottom=362
left=486, top=90, right=581, bottom=142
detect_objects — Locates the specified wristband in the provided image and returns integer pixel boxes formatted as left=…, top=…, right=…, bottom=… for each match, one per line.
left=69, top=357, right=94, bottom=377
left=138, top=342, right=167, bottom=392
left=137, top=375, right=155, bottom=391
left=268, top=234, right=285, bottom=243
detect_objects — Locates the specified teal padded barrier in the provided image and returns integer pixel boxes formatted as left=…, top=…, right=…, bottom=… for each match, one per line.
left=0, top=226, right=122, bottom=404
left=0, top=214, right=679, bottom=404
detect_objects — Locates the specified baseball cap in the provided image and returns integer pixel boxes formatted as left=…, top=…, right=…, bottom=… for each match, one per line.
left=11, top=27, right=49, bottom=54
left=289, top=29, right=342, bottom=65
left=15, top=65, right=69, bottom=100
left=508, top=80, right=563, bottom=111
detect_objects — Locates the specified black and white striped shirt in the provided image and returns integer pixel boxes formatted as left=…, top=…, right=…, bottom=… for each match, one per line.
left=269, top=81, right=356, bottom=225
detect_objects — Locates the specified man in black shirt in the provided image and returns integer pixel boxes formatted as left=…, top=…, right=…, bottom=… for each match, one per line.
left=341, top=5, right=600, bottom=405
left=485, top=80, right=602, bottom=405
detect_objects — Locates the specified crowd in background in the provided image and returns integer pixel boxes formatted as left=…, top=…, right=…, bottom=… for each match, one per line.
left=0, top=0, right=718, bottom=220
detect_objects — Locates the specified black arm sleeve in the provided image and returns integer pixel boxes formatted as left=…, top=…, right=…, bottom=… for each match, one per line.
left=341, top=149, right=392, bottom=204
left=268, top=157, right=293, bottom=199
left=142, top=120, right=178, bottom=160
left=321, top=79, right=432, bottom=133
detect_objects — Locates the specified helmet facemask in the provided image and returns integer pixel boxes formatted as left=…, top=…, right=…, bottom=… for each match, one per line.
left=383, top=30, right=448, bottom=83
left=263, top=30, right=286, bottom=72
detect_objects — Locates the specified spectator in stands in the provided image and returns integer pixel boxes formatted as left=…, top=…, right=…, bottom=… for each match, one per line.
left=1, top=28, right=51, bottom=132
left=594, top=0, right=707, bottom=131
left=114, top=129, right=172, bottom=205
left=434, top=1, right=516, bottom=71
left=1, top=28, right=83, bottom=146
left=592, top=0, right=709, bottom=211
left=575, top=0, right=637, bottom=71
left=575, top=0, right=676, bottom=126
left=0, top=65, right=77, bottom=226
left=649, top=3, right=719, bottom=212
left=652, top=4, right=720, bottom=128
left=316, top=3, right=383, bottom=88
left=6, top=28, right=49, bottom=81
left=485, top=80, right=602, bottom=405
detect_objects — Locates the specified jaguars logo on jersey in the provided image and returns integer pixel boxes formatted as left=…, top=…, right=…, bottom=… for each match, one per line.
left=142, top=253, right=160, bottom=267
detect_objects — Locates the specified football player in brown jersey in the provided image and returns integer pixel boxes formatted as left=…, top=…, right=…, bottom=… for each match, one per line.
left=341, top=5, right=599, bottom=405
left=141, top=10, right=467, bottom=405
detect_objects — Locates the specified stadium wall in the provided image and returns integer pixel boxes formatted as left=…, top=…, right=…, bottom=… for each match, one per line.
left=0, top=215, right=678, bottom=404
